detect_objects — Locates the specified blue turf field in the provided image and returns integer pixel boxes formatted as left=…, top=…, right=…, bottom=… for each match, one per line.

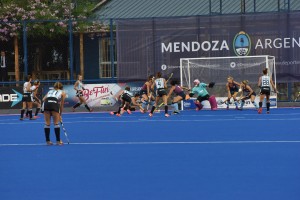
left=1, top=108, right=300, bottom=200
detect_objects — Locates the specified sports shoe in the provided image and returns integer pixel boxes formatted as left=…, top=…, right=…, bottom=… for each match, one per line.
left=20, top=118, right=24, bottom=121
left=34, top=115, right=40, bottom=118
left=140, top=109, right=146, bottom=113
left=149, top=113, right=153, bottom=117
left=196, top=107, right=199, bottom=111
left=89, top=109, right=93, bottom=112
left=258, top=107, right=262, bottom=114
left=173, top=111, right=180, bottom=114
left=46, top=141, right=53, bottom=146
left=226, top=106, right=229, bottom=110
left=29, top=117, right=37, bottom=120
left=72, top=107, right=75, bottom=112
left=267, top=111, right=270, bottom=114
left=56, top=140, right=64, bottom=146
left=127, top=109, right=132, bottom=114
left=165, top=113, right=170, bottom=117
left=110, top=112, right=114, bottom=115
left=116, top=113, right=121, bottom=117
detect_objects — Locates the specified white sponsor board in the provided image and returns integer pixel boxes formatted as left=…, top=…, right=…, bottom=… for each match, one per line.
left=184, top=96, right=277, bottom=110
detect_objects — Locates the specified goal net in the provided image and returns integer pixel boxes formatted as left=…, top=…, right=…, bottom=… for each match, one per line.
left=180, top=55, right=277, bottom=109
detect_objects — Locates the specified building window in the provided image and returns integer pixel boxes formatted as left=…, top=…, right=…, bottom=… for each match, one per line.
left=99, top=37, right=117, bottom=78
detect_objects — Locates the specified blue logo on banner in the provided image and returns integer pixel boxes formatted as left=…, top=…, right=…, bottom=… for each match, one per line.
left=11, top=89, right=23, bottom=107
left=233, top=31, right=251, bottom=56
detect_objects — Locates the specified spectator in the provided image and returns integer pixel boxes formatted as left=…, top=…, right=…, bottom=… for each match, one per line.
left=0, top=50, right=8, bottom=82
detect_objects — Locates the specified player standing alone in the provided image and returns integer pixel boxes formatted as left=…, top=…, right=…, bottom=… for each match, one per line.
left=42, top=82, right=66, bottom=145
left=72, top=75, right=92, bottom=112
left=257, top=68, right=276, bottom=114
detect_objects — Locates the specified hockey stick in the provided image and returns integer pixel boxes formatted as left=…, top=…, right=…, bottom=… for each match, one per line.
left=166, top=73, right=173, bottom=83
left=60, top=119, right=70, bottom=144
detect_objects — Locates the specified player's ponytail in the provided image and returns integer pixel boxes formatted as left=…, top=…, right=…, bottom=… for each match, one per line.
left=54, top=82, right=63, bottom=90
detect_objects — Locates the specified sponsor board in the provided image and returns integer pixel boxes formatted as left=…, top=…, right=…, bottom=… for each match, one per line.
left=183, top=96, right=277, bottom=110
left=0, top=87, right=23, bottom=109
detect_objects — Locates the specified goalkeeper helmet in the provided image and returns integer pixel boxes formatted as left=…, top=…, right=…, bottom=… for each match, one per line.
left=193, top=79, right=200, bottom=85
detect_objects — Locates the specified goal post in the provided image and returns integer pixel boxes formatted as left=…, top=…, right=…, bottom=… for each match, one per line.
left=180, top=55, right=277, bottom=110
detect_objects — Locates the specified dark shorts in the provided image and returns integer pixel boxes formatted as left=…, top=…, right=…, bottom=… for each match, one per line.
left=242, top=92, right=256, bottom=100
left=43, top=97, right=60, bottom=113
left=177, top=91, right=186, bottom=100
left=76, top=90, right=83, bottom=97
left=121, top=93, right=132, bottom=103
left=22, top=93, right=32, bottom=102
left=230, top=88, right=239, bottom=95
left=156, top=88, right=167, bottom=97
left=140, top=89, right=147, bottom=96
left=260, top=87, right=270, bottom=96
left=197, top=94, right=210, bottom=102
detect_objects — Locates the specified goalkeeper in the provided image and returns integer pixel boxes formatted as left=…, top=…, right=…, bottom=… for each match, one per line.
left=188, top=79, right=217, bottom=110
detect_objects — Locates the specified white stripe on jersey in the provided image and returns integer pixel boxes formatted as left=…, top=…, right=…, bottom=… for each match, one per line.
left=23, top=82, right=31, bottom=93
left=76, top=81, right=84, bottom=90
left=123, top=90, right=133, bottom=97
left=261, top=75, right=270, bottom=87
left=155, top=78, right=165, bottom=89
left=46, top=89, right=63, bottom=100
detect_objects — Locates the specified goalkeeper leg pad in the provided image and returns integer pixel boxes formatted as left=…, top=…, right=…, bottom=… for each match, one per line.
left=195, top=101, right=203, bottom=111
left=208, top=96, right=217, bottom=110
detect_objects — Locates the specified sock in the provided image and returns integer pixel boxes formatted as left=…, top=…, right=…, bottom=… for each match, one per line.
left=142, top=101, right=148, bottom=110
left=172, top=102, right=179, bottom=111
left=84, top=104, right=91, bottom=111
left=44, top=125, right=50, bottom=142
left=28, top=109, right=33, bottom=118
left=20, top=109, right=25, bottom=118
left=117, top=106, right=123, bottom=114
left=252, top=101, right=258, bottom=108
left=54, top=124, right=60, bottom=142
left=259, top=102, right=263, bottom=108
left=164, top=105, right=168, bottom=114
left=234, top=100, right=238, bottom=107
left=266, top=102, right=270, bottom=111
left=150, top=106, right=156, bottom=114
left=25, top=110, right=29, bottom=117
left=35, top=108, right=40, bottom=116
left=240, top=100, right=245, bottom=109
left=73, top=103, right=81, bottom=109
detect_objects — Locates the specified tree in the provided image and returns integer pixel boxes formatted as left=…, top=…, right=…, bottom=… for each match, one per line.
left=0, top=0, right=107, bottom=80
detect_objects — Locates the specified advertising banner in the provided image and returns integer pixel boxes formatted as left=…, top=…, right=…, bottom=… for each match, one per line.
left=183, top=96, right=277, bottom=110
left=44, top=82, right=144, bottom=109
left=0, top=87, right=23, bottom=109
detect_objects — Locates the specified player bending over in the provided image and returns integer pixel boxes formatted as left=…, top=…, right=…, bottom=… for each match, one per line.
left=72, top=75, right=92, bottom=112
left=111, top=87, right=144, bottom=116
left=238, top=80, right=259, bottom=110
left=166, top=80, right=189, bottom=114
left=257, top=68, right=276, bottom=114
left=225, top=76, right=240, bottom=109
left=42, top=82, right=66, bottom=145
left=149, top=72, right=170, bottom=117
left=188, top=79, right=216, bottom=111
left=139, top=75, right=155, bottom=113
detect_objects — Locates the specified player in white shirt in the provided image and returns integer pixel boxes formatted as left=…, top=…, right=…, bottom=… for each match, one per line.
left=72, top=75, right=92, bottom=112
left=20, top=75, right=35, bottom=120
left=149, top=72, right=169, bottom=117
left=257, top=68, right=277, bottom=114
left=42, top=82, right=66, bottom=145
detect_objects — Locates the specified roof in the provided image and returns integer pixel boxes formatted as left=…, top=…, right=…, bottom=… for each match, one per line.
left=93, top=0, right=300, bottom=20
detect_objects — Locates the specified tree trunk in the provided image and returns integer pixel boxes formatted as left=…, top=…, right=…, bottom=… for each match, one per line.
left=14, top=36, right=20, bottom=86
